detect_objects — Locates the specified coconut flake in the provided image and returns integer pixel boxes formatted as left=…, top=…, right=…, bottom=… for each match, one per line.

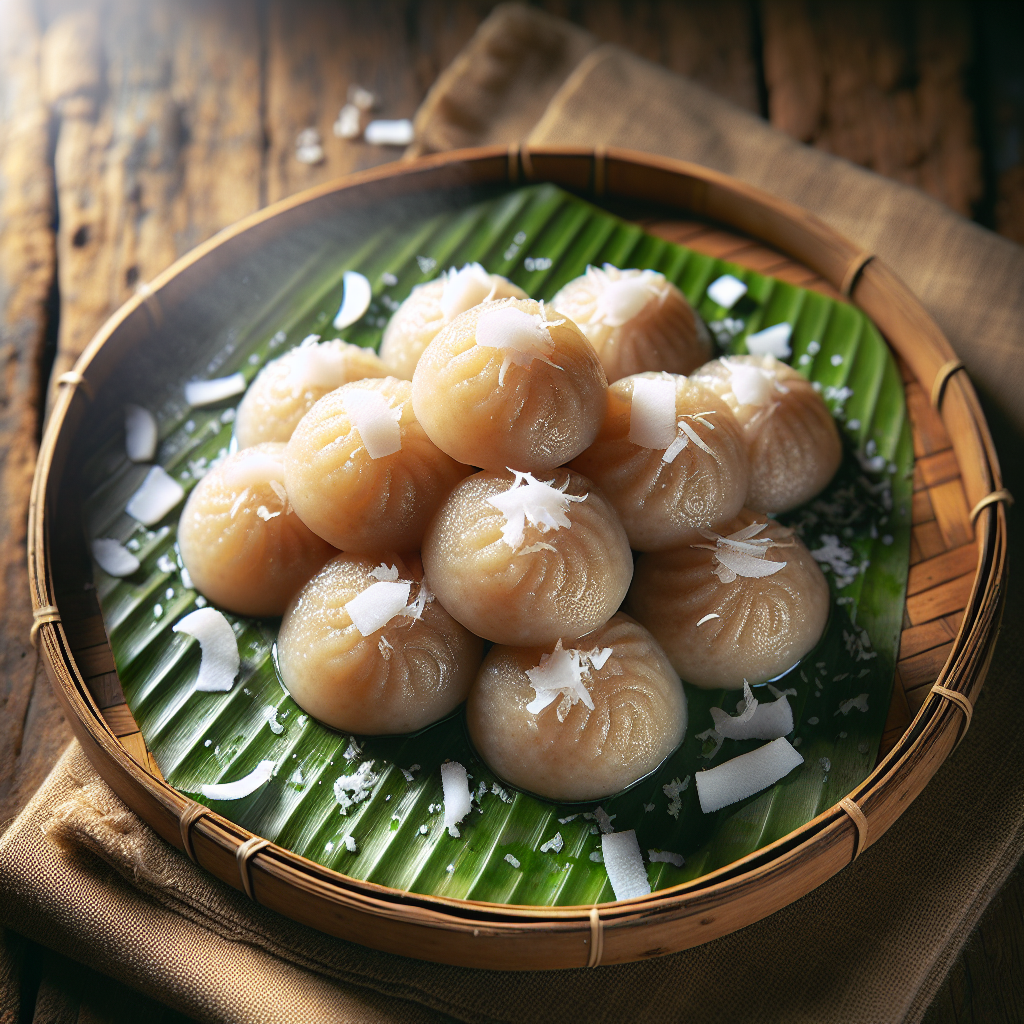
left=364, top=119, right=414, bottom=146
left=172, top=608, right=240, bottom=692
left=91, top=538, right=140, bottom=577
left=629, top=376, right=677, bottom=449
left=223, top=452, right=286, bottom=490
left=706, top=274, right=748, bottom=309
left=504, top=853, right=521, bottom=869
left=710, top=681, right=794, bottom=740
left=263, top=706, right=284, bottom=735
left=342, top=834, right=359, bottom=853
left=525, top=640, right=598, bottom=716
left=333, top=271, right=372, bottom=329
left=475, top=305, right=562, bottom=385
left=602, top=831, right=651, bottom=900
left=441, top=263, right=494, bottom=321
left=126, top=466, right=185, bottom=525
left=369, top=563, right=400, bottom=582
left=345, top=580, right=412, bottom=636
left=334, top=104, right=362, bottom=139
left=539, top=832, right=564, bottom=854
left=727, top=362, right=774, bottom=406
left=288, top=341, right=352, bottom=395
left=593, top=806, right=616, bottom=834
left=200, top=760, right=275, bottom=801
left=595, top=275, right=653, bottom=326
left=698, top=522, right=789, bottom=584
left=487, top=470, right=585, bottom=551
left=185, top=373, right=246, bottom=407
left=400, top=577, right=433, bottom=621
left=124, top=404, right=158, bottom=462
left=342, top=387, right=402, bottom=459
left=663, top=776, right=690, bottom=819
left=836, top=693, right=870, bottom=715
left=334, top=761, right=379, bottom=814
left=648, top=849, right=685, bottom=868
left=695, top=737, right=804, bottom=814
left=746, top=323, right=793, bottom=359
left=696, top=613, right=720, bottom=626
left=441, top=761, right=471, bottom=837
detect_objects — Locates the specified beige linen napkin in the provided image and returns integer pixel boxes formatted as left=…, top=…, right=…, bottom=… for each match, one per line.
left=3, top=6, right=1021, bottom=1023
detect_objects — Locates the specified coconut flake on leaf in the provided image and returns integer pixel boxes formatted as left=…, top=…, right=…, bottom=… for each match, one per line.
left=648, top=849, right=685, bottom=867
left=333, top=271, right=372, bottom=329
left=173, top=607, right=240, bottom=692
left=706, top=274, right=748, bottom=310
left=486, top=470, right=586, bottom=551
left=126, top=466, right=185, bottom=525
left=441, top=263, right=494, bottom=321
left=91, top=538, right=140, bottom=577
left=185, top=373, right=246, bottom=407
left=441, top=761, right=471, bottom=837
left=345, top=581, right=412, bottom=636
left=334, top=761, right=379, bottom=814
left=200, top=759, right=275, bottom=801
left=695, top=737, right=804, bottom=813
left=629, top=376, right=677, bottom=449
left=709, top=680, right=795, bottom=741
left=124, top=404, right=158, bottom=462
left=475, top=304, right=562, bottom=386
left=341, top=387, right=402, bottom=459
left=602, top=830, right=651, bottom=900
left=746, top=322, right=793, bottom=359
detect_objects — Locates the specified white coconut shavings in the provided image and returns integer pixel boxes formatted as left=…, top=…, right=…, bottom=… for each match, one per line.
left=333, top=761, right=379, bottom=814
left=441, top=263, right=494, bottom=321
left=289, top=768, right=304, bottom=785
left=809, top=534, right=864, bottom=588
left=836, top=693, right=870, bottom=715
left=602, top=831, right=651, bottom=900
left=706, top=274, right=748, bottom=309
left=345, top=581, right=412, bottom=636
left=400, top=764, right=420, bottom=782
left=663, top=776, right=690, bottom=819
left=746, top=322, right=793, bottom=359
left=584, top=266, right=666, bottom=327
left=334, top=103, right=362, bottom=139
left=402, top=577, right=433, bottom=621
left=287, top=340, right=351, bottom=396
left=525, top=640, right=612, bottom=717
left=589, top=851, right=603, bottom=863
left=663, top=412, right=719, bottom=465
left=504, top=853, right=521, bottom=869
left=224, top=452, right=287, bottom=490
left=709, top=681, right=795, bottom=742
left=126, top=466, right=185, bottom=525
left=728, top=362, right=775, bottom=406
left=295, top=127, right=324, bottom=164
left=185, top=373, right=246, bottom=407
left=369, top=563, right=400, bottom=582
left=593, top=807, right=616, bottom=834
left=263, top=706, right=284, bottom=735
left=490, top=783, right=513, bottom=804
left=340, top=834, right=358, bottom=853
left=124, top=404, right=158, bottom=462
left=172, top=608, right=240, bottom=692
left=364, top=119, right=414, bottom=146
left=342, top=387, right=402, bottom=459
left=696, top=613, right=721, bottom=627
left=695, top=738, right=804, bottom=814
left=629, top=376, right=677, bottom=449
left=648, top=849, right=685, bottom=868
left=843, top=626, right=878, bottom=662
left=200, top=760, right=275, bottom=801
left=333, top=271, right=373, bottom=329
left=695, top=521, right=789, bottom=584
left=539, top=832, right=564, bottom=854
left=91, top=538, right=140, bottom=577
left=475, top=304, right=562, bottom=385
left=441, top=761, right=472, bottom=837
left=487, top=470, right=586, bottom=551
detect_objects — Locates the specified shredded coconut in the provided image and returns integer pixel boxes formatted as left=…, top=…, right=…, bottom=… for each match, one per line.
left=706, top=274, right=747, bottom=309
left=602, top=831, right=651, bottom=900
left=648, top=849, right=685, bottom=868
left=200, top=760, right=275, bottom=801
left=263, top=706, right=284, bottom=735
left=663, top=776, right=690, bottom=819
left=694, top=521, right=790, bottom=584
left=92, top=538, right=140, bottom=577
left=126, top=466, right=185, bottom=525
left=345, top=580, right=412, bottom=636
left=475, top=304, right=562, bottom=385
left=525, top=640, right=612, bottom=717
left=124, top=404, right=158, bottom=462
left=185, top=373, right=246, bottom=407
left=836, top=693, right=870, bottom=715
left=504, top=853, right=521, bottom=869
left=333, top=761, right=379, bottom=814
left=539, top=832, right=564, bottom=854
left=441, top=762, right=472, bottom=837
left=487, top=470, right=586, bottom=551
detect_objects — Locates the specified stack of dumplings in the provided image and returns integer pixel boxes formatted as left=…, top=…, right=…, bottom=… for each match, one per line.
left=177, top=259, right=842, bottom=804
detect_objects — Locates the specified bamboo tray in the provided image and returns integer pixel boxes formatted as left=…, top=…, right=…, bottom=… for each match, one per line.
left=28, top=147, right=1009, bottom=970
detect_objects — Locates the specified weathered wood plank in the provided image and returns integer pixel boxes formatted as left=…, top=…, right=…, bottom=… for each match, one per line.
left=899, top=610, right=963, bottom=661
left=906, top=571, right=976, bottom=627
left=907, top=543, right=976, bottom=597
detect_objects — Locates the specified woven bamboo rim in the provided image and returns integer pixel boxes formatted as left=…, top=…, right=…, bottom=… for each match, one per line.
left=28, top=146, right=1008, bottom=970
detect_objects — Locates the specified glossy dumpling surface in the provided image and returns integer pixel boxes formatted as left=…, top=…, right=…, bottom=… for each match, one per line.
left=278, top=554, right=483, bottom=734
left=284, top=376, right=470, bottom=553
left=234, top=339, right=388, bottom=448
left=551, top=265, right=711, bottom=383
left=466, top=614, right=686, bottom=802
left=570, top=372, right=749, bottom=550
left=627, top=510, right=830, bottom=689
left=411, top=297, right=608, bottom=472
left=422, top=468, right=632, bottom=647
left=177, top=443, right=336, bottom=617
left=690, top=354, right=842, bottom=513
left=379, top=264, right=527, bottom=379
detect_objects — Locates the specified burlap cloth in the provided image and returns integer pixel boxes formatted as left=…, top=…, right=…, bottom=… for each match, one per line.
left=2, top=6, right=1021, bottom=1023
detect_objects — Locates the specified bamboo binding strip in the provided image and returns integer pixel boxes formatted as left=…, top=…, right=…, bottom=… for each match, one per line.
left=236, top=837, right=271, bottom=900
left=969, top=488, right=1013, bottom=523
left=840, top=252, right=875, bottom=298
left=838, top=797, right=870, bottom=861
left=930, top=359, right=965, bottom=409
left=179, top=801, right=210, bottom=863
left=29, top=605, right=60, bottom=648
left=587, top=907, right=604, bottom=968
left=55, top=370, right=94, bottom=400
left=931, top=684, right=973, bottom=746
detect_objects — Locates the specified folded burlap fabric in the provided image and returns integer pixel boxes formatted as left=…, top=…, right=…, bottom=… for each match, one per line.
left=3, top=6, right=1021, bottom=1023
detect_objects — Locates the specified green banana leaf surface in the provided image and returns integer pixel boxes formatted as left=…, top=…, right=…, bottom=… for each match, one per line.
left=82, top=183, right=913, bottom=906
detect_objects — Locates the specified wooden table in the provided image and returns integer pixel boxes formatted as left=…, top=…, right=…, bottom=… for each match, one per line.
left=1, top=1, right=1020, bottom=1021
